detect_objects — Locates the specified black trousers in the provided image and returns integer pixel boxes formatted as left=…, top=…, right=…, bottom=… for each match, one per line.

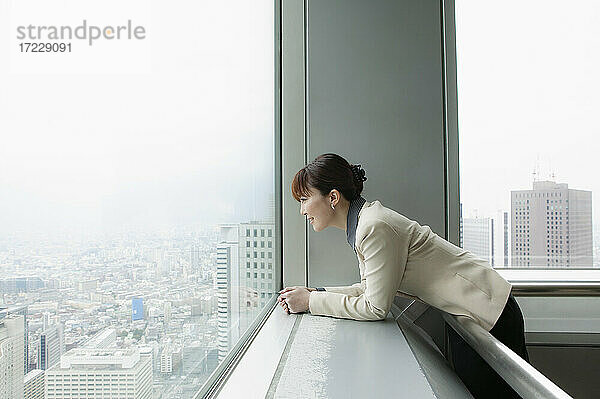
left=446, top=293, right=530, bottom=399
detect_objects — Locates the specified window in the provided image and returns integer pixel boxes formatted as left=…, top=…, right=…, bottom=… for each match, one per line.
left=456, top=0, right=596, bottom=269
left=0, top=0, right=278, bottom=396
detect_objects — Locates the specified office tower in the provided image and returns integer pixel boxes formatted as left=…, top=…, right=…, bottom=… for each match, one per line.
left=45, top=349, right=152, bottom=398
left=83, top=328, right=117, bottom=349
left=0, top=315, right=25, bottom=399
left=151, top=247, right=171, bottom=277
left=492, top=210, right=511, bottom=267
left=182, top=341, right=204, bottom=378
left=42, top=312, right=50, bottom=331
left=38, top=325, right=64, bottom=370
left=238, top=221, right=276, bottom=339
left=165, top=248, right=179, bottom=275
left=160, top=345, right=182, bottom=374
left=462, top=217, right=494, bottom=265
left=216, top=224, right=240, bottom=361
left=266, top=192, right=276, bottom=223
left=23, top=369, right=44, bottom=399
left=132, top=297, right=144, bottom=321
left=190, top=243, right=202, bottom=271
left=0, top=305, right=29, bottom=374
left=511, top=180, right=593, bottom=267
left=216, top=221, right=276, bottom=360
left=239, top=222, right=276, bottom=309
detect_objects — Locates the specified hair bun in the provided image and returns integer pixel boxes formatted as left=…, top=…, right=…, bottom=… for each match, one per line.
left=351, top=164, right=367, bottom=183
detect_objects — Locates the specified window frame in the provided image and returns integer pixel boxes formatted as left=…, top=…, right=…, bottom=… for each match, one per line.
left=192, top=0, right=283, bottom=397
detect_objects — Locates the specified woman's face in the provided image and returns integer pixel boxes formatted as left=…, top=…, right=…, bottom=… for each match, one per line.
left=299, top=187, right=333, bottom=232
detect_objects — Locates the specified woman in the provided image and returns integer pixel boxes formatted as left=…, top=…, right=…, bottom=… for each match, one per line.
left=277, top=153, right=530, bottom=399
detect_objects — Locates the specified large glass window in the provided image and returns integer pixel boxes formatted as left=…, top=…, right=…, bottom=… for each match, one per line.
left=0, top=0, right=276, bottom=397
left=456, top=1, right=598, bottom=269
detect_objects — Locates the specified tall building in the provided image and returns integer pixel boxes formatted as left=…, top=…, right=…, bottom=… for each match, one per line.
left=216, top=224, right=240, bottom=361
left=23, top=369, right=44, bottom=399
left=160, top=345, right=182, bottom=374
left=215, top=221, right=277, bottom=360
left=190, top=243, right=202, bottom=271
left=0, top=314, right=25, bottom=399
left=511, top=180, right=593, bottom=267
left=462, top=216, right=494, bottom=265
left=240, top=222, right=276, bottom=310
left=0, top=305, right=29, bottom=374
left=38, top=325, right=64, bottom=370
left=132, top=298, right=144, bottom=321
left=492, top=210, right=511, bottom=267
left=45, top=348, right=152, bottom=398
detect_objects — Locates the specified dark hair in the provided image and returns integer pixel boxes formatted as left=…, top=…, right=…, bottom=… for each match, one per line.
left=291, top=153, right=367, bottom=202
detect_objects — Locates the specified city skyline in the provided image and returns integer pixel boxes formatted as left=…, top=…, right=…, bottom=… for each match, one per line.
left=456, top=0, right=600, bottom=227
left=0, top=214, right=277, bottom=398
left=460, top=179, right=597, bottom=268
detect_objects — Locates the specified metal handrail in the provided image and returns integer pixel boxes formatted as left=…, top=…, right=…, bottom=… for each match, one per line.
left=442, top=313, right=572, bottom=399
left=510, top=281, right=600, bottom=296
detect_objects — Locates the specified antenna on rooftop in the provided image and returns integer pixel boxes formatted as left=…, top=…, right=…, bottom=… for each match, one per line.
left=532, top=156, right=541, bottom=184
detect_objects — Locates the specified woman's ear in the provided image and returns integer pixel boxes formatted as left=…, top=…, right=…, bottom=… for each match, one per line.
left=329, top=189, right=340, bottom=205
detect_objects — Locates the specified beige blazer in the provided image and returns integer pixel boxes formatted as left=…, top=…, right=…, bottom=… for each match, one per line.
left=308, top=199, right=512, bottom=331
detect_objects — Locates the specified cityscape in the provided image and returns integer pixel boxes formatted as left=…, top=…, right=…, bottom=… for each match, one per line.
left=1, top=178, right=598, bottom=398
left=460, top=179, right=597, bottom=269
left=0, top=205, right=277, bottom=398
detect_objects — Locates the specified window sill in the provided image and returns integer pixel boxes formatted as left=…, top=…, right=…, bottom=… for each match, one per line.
left=217, top=307, right=438, bottom=398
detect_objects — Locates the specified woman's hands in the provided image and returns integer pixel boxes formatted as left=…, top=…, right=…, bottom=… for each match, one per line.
left=277, top=286, right=314, bottom=314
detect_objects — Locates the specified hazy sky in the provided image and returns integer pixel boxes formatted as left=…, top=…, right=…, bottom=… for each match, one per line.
left=0, top=0, right=274, bottom=235
left=1, top=0, right=598, bottom=236
left=455, top=0, right=600, bottom=226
